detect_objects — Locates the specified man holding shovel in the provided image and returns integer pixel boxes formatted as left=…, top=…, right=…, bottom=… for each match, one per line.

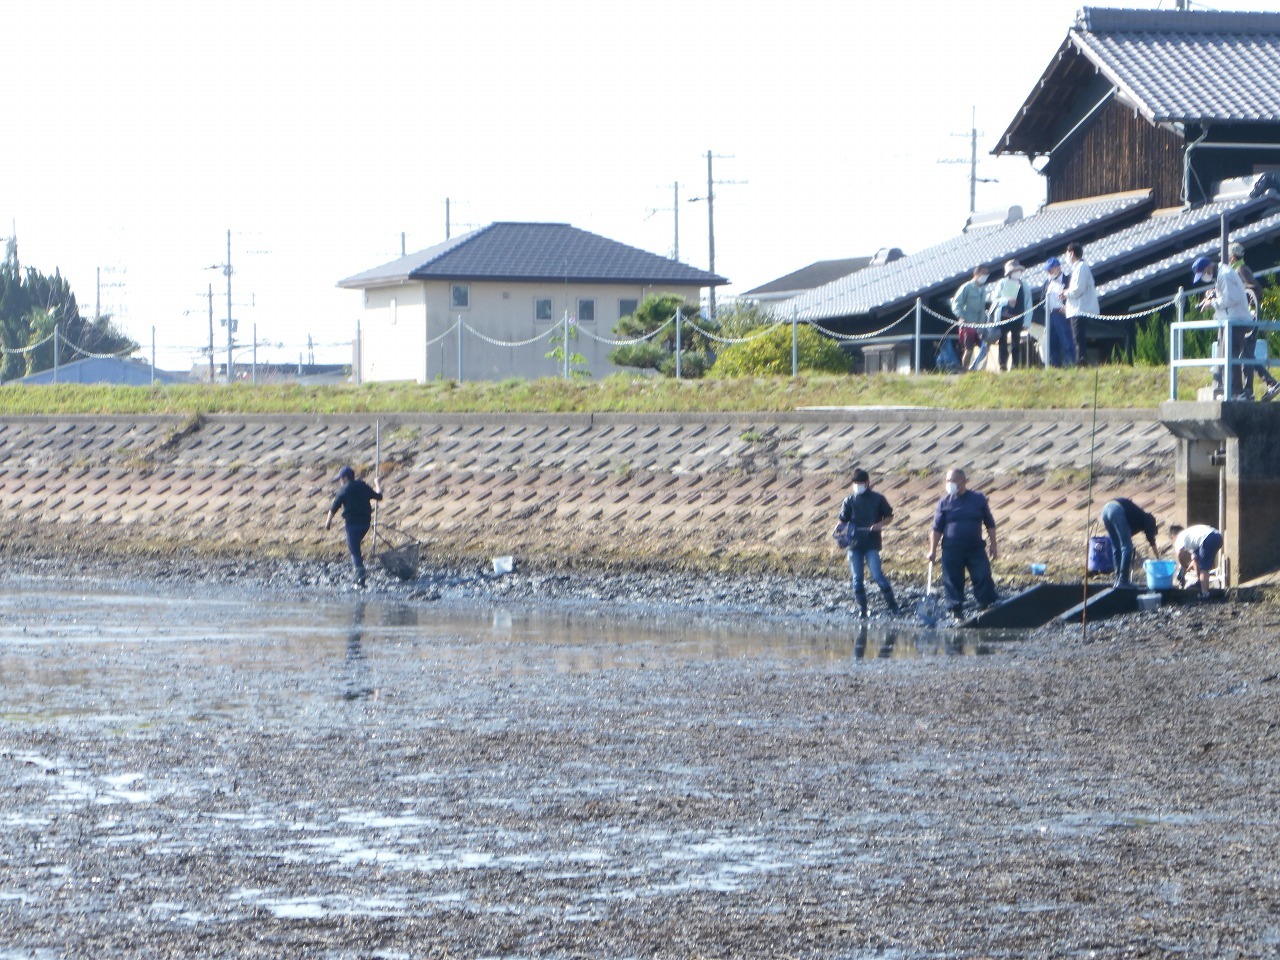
left=325, top=465, right=383, bottom=587
left=927, top=467, right=999, bottom=620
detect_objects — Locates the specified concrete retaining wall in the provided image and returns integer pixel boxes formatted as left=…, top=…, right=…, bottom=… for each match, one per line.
left=0, top=409, right=1175, bottom=577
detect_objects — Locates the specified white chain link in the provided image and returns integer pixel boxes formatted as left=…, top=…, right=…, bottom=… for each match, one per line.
left=577, top=313, right=677, bottom=345
left=64, top=339, right=138, bottom=361
left=682, top=316, right=790, bottom=344
left=0, top=331, right=56, bottom=355
left=425, top=318, right=460, bottom=348
left=460, top=320, right=560, bottom=348
left=809, top=308, right=914, bottom=342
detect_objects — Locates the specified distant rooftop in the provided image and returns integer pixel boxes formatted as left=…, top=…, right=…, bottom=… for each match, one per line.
left=745, top=257, right=874, bottom=299
left=339, top=222, right=727, bottom=290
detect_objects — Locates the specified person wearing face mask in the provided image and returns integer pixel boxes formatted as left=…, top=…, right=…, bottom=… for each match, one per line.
left=992, top=259, right=1033, bottom=371
left=1063, top=242, right=1098, bottom=365
left=926, top=467, right=999, bottom=619
left=832, top=467, right=901, bottom=619
left=949, top=264, right=991, bottom=372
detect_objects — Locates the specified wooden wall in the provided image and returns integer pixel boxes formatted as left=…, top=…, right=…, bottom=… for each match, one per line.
left=1046, top=99, right=1185, bottom=208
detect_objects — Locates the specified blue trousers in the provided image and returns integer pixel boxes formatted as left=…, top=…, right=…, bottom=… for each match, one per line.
left=1049, top=310, right=1075, bottom=366
left=940, top=542, right=998, bottom=612
left=345, top=522, right=370, bottom=573
left=1100, top=501, right=1134, bottom=585
left=847, top=548, right=894, bottom=608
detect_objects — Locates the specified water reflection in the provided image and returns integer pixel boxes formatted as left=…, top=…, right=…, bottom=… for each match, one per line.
left=341, top=602, right=376, bottom=702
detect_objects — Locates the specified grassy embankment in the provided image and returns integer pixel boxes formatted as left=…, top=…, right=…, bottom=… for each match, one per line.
left=0, top=365, right=1207, bottom=416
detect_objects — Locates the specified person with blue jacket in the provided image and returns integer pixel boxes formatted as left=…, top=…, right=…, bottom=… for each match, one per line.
left=927, top=467, right=999, bottom=619
left=325, top=465, right=383, bottom=587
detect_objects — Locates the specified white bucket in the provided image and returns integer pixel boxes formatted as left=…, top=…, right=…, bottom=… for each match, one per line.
left=492, top=555, right=515, bottom=575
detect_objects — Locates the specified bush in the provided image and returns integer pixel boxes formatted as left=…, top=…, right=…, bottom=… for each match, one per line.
left=710, top=324, right=851, bottom=377
left=609, top=341, right=666, bottom=370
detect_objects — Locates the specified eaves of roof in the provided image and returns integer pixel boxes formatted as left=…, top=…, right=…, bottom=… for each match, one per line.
left=785, top=192, right=1152, bottom=323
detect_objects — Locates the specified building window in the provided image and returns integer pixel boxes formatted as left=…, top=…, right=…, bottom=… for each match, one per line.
left=451, top=284, right=470, bottom=309
left=535, top=298, right=554, bottom=322
left=577, top=298, right=595, bottom=323
left=619, top=298, right=638, bottom=320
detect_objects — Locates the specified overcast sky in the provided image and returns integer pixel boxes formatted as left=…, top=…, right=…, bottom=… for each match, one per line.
left=6, top=0, right=1280, bottom=368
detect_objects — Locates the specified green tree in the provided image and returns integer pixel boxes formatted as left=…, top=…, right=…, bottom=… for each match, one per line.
left=608, top=293, right=713, bottom=377
left=710, top=322, right=851, bottom=377
left=545, top=320, right=591, bottom=379
left=0, top=245, right=135, bottom=380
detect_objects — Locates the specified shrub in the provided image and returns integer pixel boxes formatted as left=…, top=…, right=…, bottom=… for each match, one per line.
left=710, top=323, right=851, bottom=377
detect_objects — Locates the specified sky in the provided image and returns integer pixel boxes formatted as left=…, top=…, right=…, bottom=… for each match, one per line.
left=7, top=0, right=1280, bottom=370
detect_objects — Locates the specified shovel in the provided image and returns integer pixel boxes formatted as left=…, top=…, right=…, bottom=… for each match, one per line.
left=916, top=560, right=942, bottom=627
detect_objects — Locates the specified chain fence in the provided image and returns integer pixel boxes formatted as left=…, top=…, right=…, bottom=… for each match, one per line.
left=2, top=287, right=1230, bottom=384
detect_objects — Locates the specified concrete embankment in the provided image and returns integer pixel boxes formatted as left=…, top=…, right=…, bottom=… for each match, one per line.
left=0, top=408, right=1173, bottom=579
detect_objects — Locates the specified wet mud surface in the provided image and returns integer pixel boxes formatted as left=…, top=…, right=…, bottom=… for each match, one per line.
left=2, top=559, right=1279, bottom=958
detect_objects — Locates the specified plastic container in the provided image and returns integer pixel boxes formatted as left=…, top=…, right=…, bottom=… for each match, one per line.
left=1137, top=592, right=1162, bottom=612
left=492, top=555, right=515, bottom=575
left=1144, top=559, right=1176, bottom=590
left=1030, top=563, right=1047, bottom=576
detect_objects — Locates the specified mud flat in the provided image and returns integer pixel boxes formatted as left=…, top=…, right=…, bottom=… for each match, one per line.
left=1, top=564, right=1278, bottom=959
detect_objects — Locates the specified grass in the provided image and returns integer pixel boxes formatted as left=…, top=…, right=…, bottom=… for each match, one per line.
left=0, top=366, right=1211, bottom=417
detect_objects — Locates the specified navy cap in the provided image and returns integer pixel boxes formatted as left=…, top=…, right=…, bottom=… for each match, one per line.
left=335, top=465, right=355, bottom=482
left=1192, top=256, right=1213, bottom=284
left=1045, top=257, right=1061, bottom=270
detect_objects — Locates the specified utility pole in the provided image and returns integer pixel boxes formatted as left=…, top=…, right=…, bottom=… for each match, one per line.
left=207, top=283, right=215, bottom=382
left=688, top=151, right=744, bottom=320
left=446, top=197, right=451, bottom=239
left=940, top=107, right=998, bottom=214
left=225, top=229, right=234, bottom=381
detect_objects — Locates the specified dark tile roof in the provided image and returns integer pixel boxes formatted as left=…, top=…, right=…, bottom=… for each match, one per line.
left=339, top=222, right=726, bottom=289
left=745, top=257, right=873, bottom=297
left=999, top=7, right=1280, bottom=155
left=787, top=192, right=1151, bottom=322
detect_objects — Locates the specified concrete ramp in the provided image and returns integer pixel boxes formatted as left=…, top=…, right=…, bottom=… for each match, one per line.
left=962, top=582, right=1104, bottom=629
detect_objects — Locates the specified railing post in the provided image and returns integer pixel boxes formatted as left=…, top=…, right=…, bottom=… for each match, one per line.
left=792, top=305, right=799, bottom=377
left=675, top=311, right=682, bottom=380
left=914, top=298, right=922, bottom=374
left=53, top=324, right=59, bottom=384
left=151, top=326, right=156, bottom=386
left=1172, top=287, right=1184, bottom=401
left=252, top=322, right=258, bottom=385
left=457, top=315, right=464, bottom=384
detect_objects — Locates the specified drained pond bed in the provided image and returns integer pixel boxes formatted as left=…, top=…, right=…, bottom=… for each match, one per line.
left=0, top=568, right=1278, bottom=959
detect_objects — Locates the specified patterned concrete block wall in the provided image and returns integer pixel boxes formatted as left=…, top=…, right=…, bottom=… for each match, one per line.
left=0, top=410, right=1175, bottom=577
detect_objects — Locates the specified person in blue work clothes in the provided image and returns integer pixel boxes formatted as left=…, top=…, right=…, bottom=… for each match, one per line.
left=1099, top=497, right=1160, bottom=588
left=833, top=467, right=901, bottom=619
left=926, top=467, right=999, bottom=619
left=325, top=464, right=383, bottom=587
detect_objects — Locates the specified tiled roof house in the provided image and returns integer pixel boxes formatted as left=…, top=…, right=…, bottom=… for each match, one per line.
left=788, top=6, right=1280, bottom=369
left=339, top=223, right=726, bottom=383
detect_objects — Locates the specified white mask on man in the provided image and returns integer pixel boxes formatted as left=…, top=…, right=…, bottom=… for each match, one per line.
left=945, top=481, right=959, bottom=496
left=853, top=483, right=868, bottom=496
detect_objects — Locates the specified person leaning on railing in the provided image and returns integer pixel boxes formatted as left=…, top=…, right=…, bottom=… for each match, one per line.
left=1228, top=243, right=1280, bottom=401
left=1192, top=255, right=1251, bottom=400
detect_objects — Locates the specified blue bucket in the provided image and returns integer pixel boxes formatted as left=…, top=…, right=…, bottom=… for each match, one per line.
left=1144, top=559, right=1176, bottom=590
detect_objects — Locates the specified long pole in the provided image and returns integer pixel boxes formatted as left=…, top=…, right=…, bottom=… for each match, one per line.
left=706, top=150, right=717, bottom=321
left=673, top=181, right=679, bottom=262
left=1082, top=367, right=1100, bottom=641
left=373, top=418, right=381, bottom=561
left=914, top=298, right=923, bottom=374
left=207, top=283, right=215, bottom=383
left=53, top=324, right=59, bottom=383
left=792, top=305, right=799, bottom=377
left=225, top=229, right=234, bottom=383
left=252, top=322, right=258, bottom=385
left=151, top=326, right=156, bottom=386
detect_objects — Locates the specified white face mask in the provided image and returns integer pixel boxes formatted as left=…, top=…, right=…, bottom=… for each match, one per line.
left=853, top=484, right=867, bottom=496
left=945, top=481, right=959, bottom=496
left=1010, top=270, right=1023, bottom=281
left=977, top=275, right=989, bottom=284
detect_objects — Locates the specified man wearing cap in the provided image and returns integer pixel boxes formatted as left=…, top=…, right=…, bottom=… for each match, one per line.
left=832, top=467, right=901, bottom=618
left=1228, top=243, right=1280, bottom=401
left=927, top=467, right=999, bottom=619
left=325, top=465, right=383, bottom=587
left=1193, top=255, right=1250, bottom=399
left=1043, top=257, right=1072, bottom=367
